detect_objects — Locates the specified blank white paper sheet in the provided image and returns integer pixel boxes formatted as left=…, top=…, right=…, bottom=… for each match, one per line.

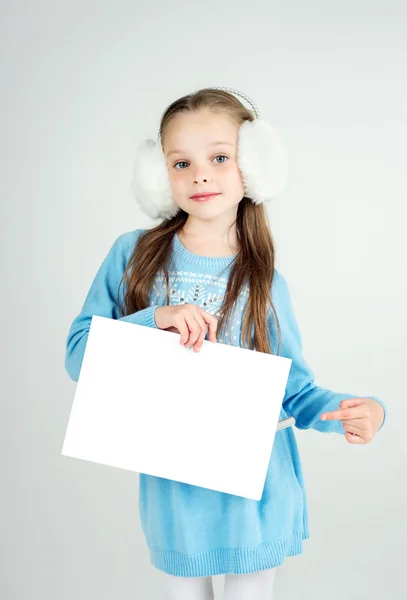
left=61, top=315, right=292, bottom=500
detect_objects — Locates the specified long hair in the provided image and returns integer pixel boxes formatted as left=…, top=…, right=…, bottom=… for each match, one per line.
left=119, top=88, right=281, bottom=355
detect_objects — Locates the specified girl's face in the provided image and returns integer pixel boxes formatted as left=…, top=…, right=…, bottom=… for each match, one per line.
left=162, top=108, right=245, bottom=222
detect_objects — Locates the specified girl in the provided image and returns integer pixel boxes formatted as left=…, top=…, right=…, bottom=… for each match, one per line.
left=65, top=87, right=387, bottom=599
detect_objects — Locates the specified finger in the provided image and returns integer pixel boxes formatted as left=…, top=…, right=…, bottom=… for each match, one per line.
left=321, top=401, right=365, bottom=422
left=343, top=422, right=365, bottom=436
left=345, top=431, right=366, bottom=444
left=321, top=407, right=358, bottom=422
left=344, top=420, right=375, bottom=441
left=176, top=318, right=190, bottom=345
left=322, top=406, right=368, bottom=422
left=198, top=307, right=218, bottom=343
left=175, top=305, right=195, bottom=345
left=342, top=418, right=372, bottom=433
left=341, top=419, right=365, bottom=433
left=191, top=314, right=208, bottom=352
left=184, top=314, right=203, bottom=348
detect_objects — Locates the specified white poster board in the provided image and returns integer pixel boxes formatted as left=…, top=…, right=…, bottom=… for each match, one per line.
left=62, top=315, right=292, bottom=500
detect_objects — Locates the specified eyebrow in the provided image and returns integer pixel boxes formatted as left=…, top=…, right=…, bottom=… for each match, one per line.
left=166, top=141, right=234, bottom=158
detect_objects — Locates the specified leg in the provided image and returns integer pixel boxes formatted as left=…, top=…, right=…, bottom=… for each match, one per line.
left=224, top=567, right=277, bottom=600
left=160, top=572, right=215, bottom=600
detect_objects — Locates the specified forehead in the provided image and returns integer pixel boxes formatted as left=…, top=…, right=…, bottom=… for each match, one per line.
left=162, top=109, right=239, bottom=152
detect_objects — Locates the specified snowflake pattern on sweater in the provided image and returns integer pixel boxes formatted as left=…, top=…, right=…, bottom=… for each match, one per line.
left=150, top=270, right=250, bottom=345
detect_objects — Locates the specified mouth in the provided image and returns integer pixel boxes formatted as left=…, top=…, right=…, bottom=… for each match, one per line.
left=190, top=193, right=221, bottom=202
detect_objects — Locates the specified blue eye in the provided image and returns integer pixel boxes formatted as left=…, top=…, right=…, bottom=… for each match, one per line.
left=174, top=155, right=229, bottom=169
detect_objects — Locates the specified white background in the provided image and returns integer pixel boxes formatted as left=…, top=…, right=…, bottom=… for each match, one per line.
left=1, top=1, right=405, bottom=598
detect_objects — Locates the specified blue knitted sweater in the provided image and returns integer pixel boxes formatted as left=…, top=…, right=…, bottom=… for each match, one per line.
left=65, top=229, right=387, bottom=577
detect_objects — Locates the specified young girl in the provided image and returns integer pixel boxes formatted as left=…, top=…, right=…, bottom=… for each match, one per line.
left=65, top=87, right=387, bottom=599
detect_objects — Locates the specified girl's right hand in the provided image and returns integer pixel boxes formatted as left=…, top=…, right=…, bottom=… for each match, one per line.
left=155, top=304, right=218, bottom=353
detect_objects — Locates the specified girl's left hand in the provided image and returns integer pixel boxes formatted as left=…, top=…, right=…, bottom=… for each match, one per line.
left=320, top=398, right=385, bottom=444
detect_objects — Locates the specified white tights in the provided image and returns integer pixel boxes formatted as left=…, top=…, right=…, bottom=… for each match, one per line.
left=160, top=567, right=277, bottom=600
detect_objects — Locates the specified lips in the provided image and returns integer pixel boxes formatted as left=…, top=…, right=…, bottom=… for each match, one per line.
left=190, top=192, right=221, bottom=201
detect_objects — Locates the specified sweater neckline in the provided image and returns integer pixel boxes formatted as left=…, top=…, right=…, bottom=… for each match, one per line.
left=172, top=232, right=238, bottom=269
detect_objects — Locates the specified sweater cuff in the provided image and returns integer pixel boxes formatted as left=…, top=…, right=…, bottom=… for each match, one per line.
left=118, top=305, right=159, bottom=329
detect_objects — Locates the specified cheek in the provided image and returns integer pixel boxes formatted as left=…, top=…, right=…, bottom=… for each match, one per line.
left=167, top=169, right=185, bottom=191
left=224, top=161, right=242, bottom=179
left=167, top=171, right=190, bottom=204
left=225, top=165, right=245, bottom=191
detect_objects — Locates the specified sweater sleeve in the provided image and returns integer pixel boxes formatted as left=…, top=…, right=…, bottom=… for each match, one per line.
left=271, top=272, right=387, bottom=435
left=65, top=230, right=161, bottom=382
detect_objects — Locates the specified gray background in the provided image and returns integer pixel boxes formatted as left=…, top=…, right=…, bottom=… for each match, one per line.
left=1, top=1, right=405, bottom=598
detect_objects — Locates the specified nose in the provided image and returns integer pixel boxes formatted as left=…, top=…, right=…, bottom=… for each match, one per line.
left=193, top=167, right=211, bottom=184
